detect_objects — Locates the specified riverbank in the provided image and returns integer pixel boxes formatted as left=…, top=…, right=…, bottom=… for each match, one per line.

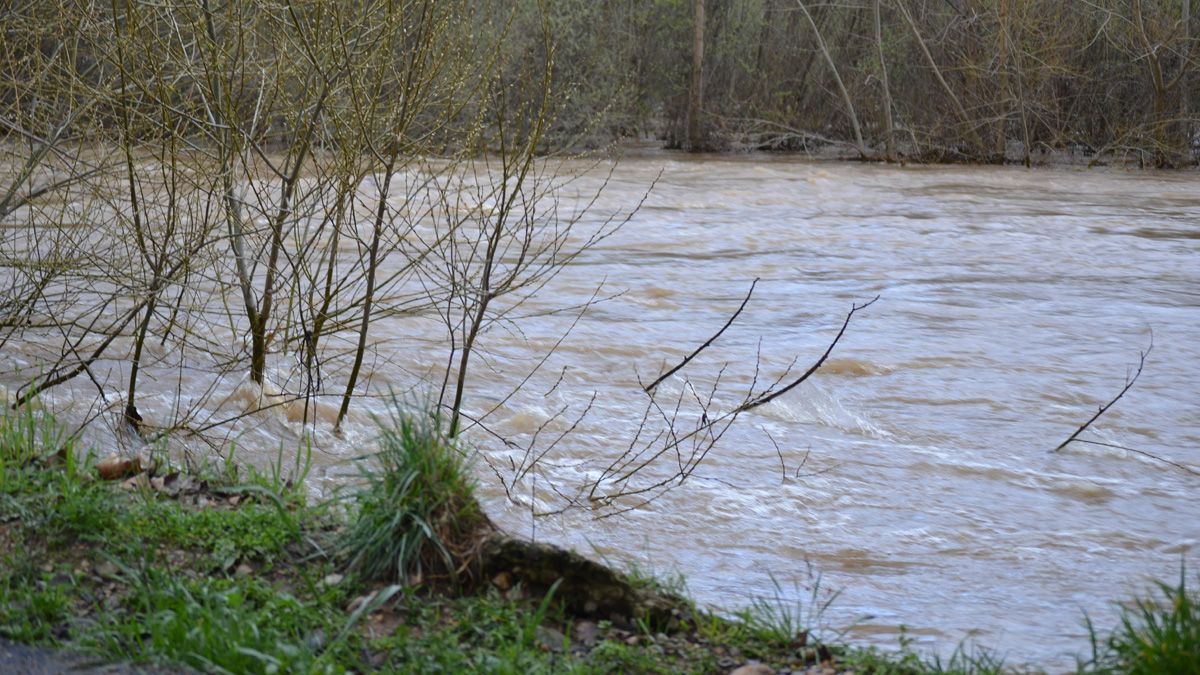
left=1, top=408, right=1195, bottom=674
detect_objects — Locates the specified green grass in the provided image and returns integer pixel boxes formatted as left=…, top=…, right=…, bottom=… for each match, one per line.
left=841, top=635, right=1009, bottom=675
left=1080, top=569, right=1200, bottom=675
left=0, top=565, right=74, bottom=643
left=739, top=572, right=838, bottom=648
left=339, top=405, right=486, bottom=585
left=3, top=405, right=1197, bottom=674
left=86, top=570, right=343, bottom=674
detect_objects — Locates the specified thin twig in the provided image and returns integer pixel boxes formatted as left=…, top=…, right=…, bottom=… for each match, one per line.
left=644, top=277, right=759, bottom=393
left=1052, top=341, right=1152, bottom=452
left=1070, top=439, right=1199, bottom=476
left=736, top=295, right=879, bottom=413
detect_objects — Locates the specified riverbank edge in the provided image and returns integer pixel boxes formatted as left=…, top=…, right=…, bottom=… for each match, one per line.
left=0, top=408, right=1015, bottom=675
left=2, top=408, right=1194, bottom=673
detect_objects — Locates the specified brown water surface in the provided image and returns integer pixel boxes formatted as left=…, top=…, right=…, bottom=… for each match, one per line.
left=4, top=154, right=1198, bottom=669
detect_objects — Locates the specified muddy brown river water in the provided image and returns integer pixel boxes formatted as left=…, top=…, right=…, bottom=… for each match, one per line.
left=4, top=153, right=1198, bottom=669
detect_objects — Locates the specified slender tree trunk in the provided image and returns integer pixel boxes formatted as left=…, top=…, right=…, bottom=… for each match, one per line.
left=336, top=159, right=394, bottom=431
left=874, top=0, right=895, bottom=161
left=687, top=0, right=705, bottom=151
left=895, top=0, right=985, bottom=155
left=994, top=0, right=1011, bottom=161
left=1183, top=0, right=1193, bottom=160
left=795, top=0, right=866, bottom=157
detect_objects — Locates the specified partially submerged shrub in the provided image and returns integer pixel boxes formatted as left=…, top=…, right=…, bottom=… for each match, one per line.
left=1082, top=569, right=1200, bottom=674
left=342, top=406, right=490, bottom=585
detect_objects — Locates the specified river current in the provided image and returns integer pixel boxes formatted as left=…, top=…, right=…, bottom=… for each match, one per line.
left=5, top=153, right=1198, bottom=669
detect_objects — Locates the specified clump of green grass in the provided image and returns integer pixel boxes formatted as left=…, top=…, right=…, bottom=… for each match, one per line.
left=0, top=566, right=74, bottom=643
left=738, top=572, right=839, bottom=648
left=376, top=581, right=565, bottom=672
left=835, top=625, right=1012, bottom=675
left=1080, top=569, right=1200, bottom=675
left=85, top=568, right=353, bottom=674
left=0, top=406, right=117, bottom=544
left=341, top=405, right=488, bottom=585
left=842, top=640, right=1009, bottom=675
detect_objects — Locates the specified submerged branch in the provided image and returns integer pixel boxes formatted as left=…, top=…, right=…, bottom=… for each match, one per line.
left=1052, top=340, right=1151, bottom=453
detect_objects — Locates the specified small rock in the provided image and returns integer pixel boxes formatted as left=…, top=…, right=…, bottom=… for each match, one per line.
left=95, top=561, right=119, bottom=579
left=535, top=625, right=566, bottom=653
left=574, top=620, right=600, bottom=647
left=120, top=473, right=149, bottom=491
left=624, top=635, right=640, bottom=646
left=136, top=454, right=157, bottom=474
left=320, top=573, right=344, bottom=587
left=491, top=571, right=513, bottom=592
left=235, top=563, right=253, bottom=578
left=97, top=454, right=140, bottom=480
left=102, top=593, right=122, bottom=611
left=731, top=664, right=775, bottom=675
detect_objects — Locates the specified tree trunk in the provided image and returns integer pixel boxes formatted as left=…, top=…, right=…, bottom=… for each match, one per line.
left=687, top=0, right=705, bottom=151
left=874, top=0, right=895, bottom=161
left=1183, top=0, right=1193, bottom=160
left=795, top=0, right=866, bottom=158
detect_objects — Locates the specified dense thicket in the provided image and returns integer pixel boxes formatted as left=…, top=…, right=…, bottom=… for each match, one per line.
left=1, top=0, right=904, bottom=514
left=4, top=1, right=1198, bottom=165
left=496, top=0, right=1199, bottom=166
left=1, top=0, right=574, bottom=441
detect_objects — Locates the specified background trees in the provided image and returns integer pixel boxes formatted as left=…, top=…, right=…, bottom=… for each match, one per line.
left=491, top=0, right=1198, bottom=164
left=1, top=0, right=1195, bottom=493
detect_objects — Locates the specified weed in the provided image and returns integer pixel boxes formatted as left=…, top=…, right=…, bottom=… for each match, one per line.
left=1080, top=568, right=1200, bottom=675
left=120, top=499, right=299, bottom=571
left=617, top=556, right=689, bottom=598
left=340, top=405, right=487, bottom=585
left=0, top=568, right=74, bottom=642
left=840, top=631, right=1010, bottom=675
left=87, top=569, right=345, bottom=674
left=739, top=572, right=839, bottom=648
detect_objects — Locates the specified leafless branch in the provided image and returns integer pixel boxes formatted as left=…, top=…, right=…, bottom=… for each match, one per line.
left=1053, top=339, right=1152, bottom=453
left=644, top=277, right=759, bottom=394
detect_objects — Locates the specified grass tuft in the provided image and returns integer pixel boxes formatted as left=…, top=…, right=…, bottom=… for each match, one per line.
left=341, top=405, right=488, bottom=585
left=1080, top=568, right=1200, bottom=675
left=739, top=571, right=839, bottom=648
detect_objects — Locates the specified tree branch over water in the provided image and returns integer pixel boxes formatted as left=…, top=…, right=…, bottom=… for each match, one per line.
left=1052, top=339, right=1151, bottom=453
left=1050, top=336, right=1197, bottom=476
left=734, top=295, right=879, bottom=413
left=581, top=290, right=879, bottom=515
left=643, top=277, right=759, bottom=394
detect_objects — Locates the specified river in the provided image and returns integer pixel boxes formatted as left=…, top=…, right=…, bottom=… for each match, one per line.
left=4, top=153, right=1198, bottom=669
